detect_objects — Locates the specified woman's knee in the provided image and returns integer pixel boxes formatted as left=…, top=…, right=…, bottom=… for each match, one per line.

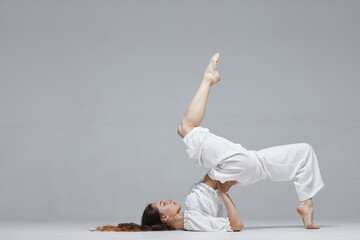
left=298, top=143, right=314, bottom=152
left=177, top=121, right=194, bottom=139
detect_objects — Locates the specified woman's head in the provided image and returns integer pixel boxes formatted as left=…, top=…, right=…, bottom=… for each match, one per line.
left=141, top=199, right=181, bottom=229
left=87, top=199, right=180, bottom=232
left=151, top=199, right=181, bottom=223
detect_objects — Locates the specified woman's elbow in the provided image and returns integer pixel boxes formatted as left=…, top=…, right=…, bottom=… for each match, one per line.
left=239, top=223, right=245, bottom=230
left=231, top=223, right=244, bottom=232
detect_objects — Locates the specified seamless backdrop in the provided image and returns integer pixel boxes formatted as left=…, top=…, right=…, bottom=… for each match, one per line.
left=0, top=0, right=359, bottom=223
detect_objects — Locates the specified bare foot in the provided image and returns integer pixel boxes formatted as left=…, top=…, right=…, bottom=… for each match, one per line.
left=296, top=198, right=320, bottom=229
left=203, top=52, right=220, bottom=85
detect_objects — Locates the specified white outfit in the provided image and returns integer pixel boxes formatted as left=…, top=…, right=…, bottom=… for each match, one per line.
left=183, top=126, right=325, bottom=231
left=184, top=182, right=233, bottom=232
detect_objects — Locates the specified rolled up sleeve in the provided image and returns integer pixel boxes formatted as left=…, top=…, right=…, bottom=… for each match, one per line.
left=184, top=210, right=233, bottom=232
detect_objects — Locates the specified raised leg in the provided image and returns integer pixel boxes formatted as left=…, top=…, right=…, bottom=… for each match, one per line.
left=177, top=52, right=221, bottom=138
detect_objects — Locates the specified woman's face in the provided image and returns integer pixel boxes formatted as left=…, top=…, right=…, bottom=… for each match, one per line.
left=152, top=199, right=181, bottom=220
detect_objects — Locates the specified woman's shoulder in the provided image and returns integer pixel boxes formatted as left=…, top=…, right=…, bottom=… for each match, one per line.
left=185, top=183, right=220, bottom=206
left=185, top=183, right=203, bottom=203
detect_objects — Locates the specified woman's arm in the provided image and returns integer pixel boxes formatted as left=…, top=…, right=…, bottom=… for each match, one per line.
left=217, top=181, right=244, bottom=231
left=220, top=192, right=244, bottom=231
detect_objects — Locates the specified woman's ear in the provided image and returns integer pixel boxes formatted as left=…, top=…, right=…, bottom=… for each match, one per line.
left=161, top=215, right=169, bottom=223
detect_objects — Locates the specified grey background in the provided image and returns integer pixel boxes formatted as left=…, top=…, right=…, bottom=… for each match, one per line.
left=0, top=0, right=359, bottom=223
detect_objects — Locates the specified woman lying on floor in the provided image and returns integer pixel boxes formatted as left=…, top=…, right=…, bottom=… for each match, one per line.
left=89, top=53, right=324, bottom=232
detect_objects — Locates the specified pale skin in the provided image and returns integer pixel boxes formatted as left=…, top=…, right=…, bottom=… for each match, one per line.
left=153, top=52, right=319, bottom=230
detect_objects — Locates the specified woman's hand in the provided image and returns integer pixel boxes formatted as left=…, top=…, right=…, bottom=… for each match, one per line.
left=217, top=180, right=244, bottom=231
left=217, top=180, right=238, bottom=194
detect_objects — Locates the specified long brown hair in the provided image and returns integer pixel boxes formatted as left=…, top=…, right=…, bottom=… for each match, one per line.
left=87, top=203, right=176, bottom=232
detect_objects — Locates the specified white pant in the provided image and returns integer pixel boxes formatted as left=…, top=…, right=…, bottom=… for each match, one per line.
left=251, top=143, right=325, bottom=201
left=183, top=127, right=325, bottom=202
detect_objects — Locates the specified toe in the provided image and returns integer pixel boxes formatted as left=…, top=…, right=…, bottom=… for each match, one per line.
left=212, top=53, right=220, bottom=62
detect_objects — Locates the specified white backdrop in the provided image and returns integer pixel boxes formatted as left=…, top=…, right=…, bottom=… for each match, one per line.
left=0, top=0, right=359, bottom=222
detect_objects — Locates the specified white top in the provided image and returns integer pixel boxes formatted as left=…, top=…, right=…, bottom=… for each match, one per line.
left=184, top=182, right=233, bottom=232
left=183, top=126, right=267, bottom=186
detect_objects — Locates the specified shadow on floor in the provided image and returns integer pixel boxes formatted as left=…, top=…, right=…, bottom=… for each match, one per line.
left=244, top=224, right=335, bottom=230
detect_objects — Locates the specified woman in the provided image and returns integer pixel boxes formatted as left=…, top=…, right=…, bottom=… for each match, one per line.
left=90, top=53, right=324, bottom=232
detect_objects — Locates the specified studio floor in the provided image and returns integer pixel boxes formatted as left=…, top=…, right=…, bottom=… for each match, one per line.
left=1, top=219, right=359, bottom=240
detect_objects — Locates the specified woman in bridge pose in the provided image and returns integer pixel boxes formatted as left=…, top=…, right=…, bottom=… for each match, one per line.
left=91, top=53, right=324, bottom=232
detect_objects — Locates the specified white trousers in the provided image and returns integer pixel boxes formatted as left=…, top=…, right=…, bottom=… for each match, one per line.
left=251, top=143, right=325, bottom=201
left=183, top=127, right=325, bottom=202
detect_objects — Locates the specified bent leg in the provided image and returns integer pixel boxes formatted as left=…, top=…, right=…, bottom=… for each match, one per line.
left=256, top=143, right=324, bottom=229
left=256, top=143, right=324, bottom=201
